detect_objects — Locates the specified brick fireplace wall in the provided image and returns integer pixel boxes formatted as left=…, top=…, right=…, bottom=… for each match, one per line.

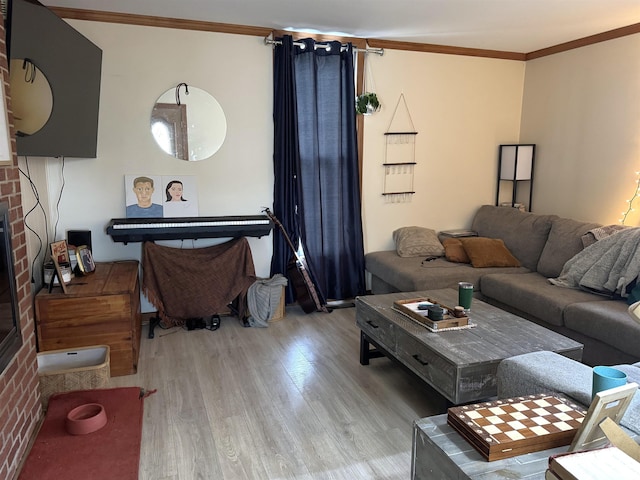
left=0, top=24, right=43, bottom=480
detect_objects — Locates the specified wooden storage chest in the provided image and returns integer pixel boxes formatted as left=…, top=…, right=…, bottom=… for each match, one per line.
left=35, top=261, right=141, bottom=376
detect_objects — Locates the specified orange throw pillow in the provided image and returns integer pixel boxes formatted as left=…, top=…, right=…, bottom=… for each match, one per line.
left=442, top=238, right=470, bottom=264
left=459, top=237, right=521, bottom=268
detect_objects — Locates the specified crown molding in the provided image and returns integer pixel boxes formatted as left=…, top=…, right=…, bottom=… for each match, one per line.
left=50, top=7, right=640, bottom=61
left=526, top=22, right=640, bottom=60
left=49, top=7, right=273, bottom=37
left=365, top=38, right=525, bottom=60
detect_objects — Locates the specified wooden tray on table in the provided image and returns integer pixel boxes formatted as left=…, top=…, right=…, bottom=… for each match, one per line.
left=392, top=297, right=469, bottom=331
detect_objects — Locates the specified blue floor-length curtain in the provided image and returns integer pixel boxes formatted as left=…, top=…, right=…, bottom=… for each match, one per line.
left=271, top=35, right=366, bottom=304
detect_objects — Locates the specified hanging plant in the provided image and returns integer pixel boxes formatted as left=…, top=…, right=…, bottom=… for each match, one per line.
left=356, top=92, right=381, bottom=115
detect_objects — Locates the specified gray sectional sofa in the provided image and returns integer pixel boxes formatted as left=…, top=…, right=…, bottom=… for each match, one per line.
left=365, top=205, right=640, bottom=366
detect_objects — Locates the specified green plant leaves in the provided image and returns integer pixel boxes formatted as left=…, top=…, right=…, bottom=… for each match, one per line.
left=356, top=92, right=380, bottom=115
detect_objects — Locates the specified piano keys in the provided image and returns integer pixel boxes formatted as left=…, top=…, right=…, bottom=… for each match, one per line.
left=106, top=215, right=273, bottom=243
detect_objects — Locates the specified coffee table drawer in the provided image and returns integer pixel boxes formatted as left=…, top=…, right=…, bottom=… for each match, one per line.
left=356, top=314, right=396, bottom=351
left=396, top=330, right=456, bottom=401
left=356, top=304, right=396, bottom=351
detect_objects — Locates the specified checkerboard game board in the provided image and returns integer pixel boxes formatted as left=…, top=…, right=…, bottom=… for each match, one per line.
left=447, top=394, right=587, bottom=461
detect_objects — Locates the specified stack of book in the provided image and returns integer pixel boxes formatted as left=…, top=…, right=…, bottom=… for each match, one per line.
left=546, top=446, right=640, bottom=479
left=438, top=229, right=478, bottom=239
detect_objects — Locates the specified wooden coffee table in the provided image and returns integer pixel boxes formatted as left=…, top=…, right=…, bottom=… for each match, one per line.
left=356, top=289, right=583, bottom=405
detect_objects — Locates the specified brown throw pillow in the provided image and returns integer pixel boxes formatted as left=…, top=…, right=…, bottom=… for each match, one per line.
left=459, top=237, right=521, bottom=268
left=442, top=238, right=470, bottom=263
left=393, top=226, right=445, bottom=258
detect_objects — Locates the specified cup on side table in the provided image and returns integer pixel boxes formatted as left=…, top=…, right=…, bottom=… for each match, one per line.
left=592, top=365, right=627, bottom=399
left=458, top=282, right=474, bottom=314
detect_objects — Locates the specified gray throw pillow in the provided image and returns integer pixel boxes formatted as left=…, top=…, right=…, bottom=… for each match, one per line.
left=393, top=226, right=445, bottom=258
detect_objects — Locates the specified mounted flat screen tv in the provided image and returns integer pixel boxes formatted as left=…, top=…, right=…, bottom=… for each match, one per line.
left=6, top=0, right=102, bottom=158
left=0, top=201, right=21, bottom=373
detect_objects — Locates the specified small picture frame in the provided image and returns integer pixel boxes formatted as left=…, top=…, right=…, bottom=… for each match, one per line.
left=50, top=240, right=69, bottom=265
left=48, top=240, right=71, bottom=293
left=569, top=382, right=638, bottom=452
left=48, top=257, right=69, bottom=294
left=75, top=245, right=95, bottom=274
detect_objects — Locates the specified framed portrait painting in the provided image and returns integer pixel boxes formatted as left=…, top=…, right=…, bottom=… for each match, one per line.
left=161, top=175, right=199, bottom=218
left=124, top=174, right=164, bottom=218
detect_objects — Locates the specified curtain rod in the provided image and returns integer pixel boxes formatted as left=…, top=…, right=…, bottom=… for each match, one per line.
left=264, top=37, right=384, bottom=55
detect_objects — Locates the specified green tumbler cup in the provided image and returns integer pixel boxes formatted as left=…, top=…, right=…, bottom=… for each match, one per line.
left=458, top=282, right=473, bottom=313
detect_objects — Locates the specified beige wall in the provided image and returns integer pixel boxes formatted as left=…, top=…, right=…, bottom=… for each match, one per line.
left=520, top=33, right=640, bottom=225
left=362, top=50, right=525, bottom=252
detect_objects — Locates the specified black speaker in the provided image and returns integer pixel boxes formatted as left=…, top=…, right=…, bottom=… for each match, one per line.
left=67, top=230, right=92, bottom=251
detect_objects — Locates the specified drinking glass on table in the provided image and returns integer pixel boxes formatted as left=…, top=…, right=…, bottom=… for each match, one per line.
left=458, top=282, right=473, bottom=314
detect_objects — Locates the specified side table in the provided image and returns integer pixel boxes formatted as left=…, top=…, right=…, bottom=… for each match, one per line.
left=35, top=261, right=142, bottom=376
left=413, top=413, right=639, bottom=479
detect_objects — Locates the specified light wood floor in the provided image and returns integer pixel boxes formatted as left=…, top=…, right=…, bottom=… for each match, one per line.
left=110, top=305, right=448, bottom=480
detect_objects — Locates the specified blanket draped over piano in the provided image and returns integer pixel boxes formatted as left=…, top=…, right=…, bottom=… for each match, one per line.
left=142, top=238, right=256, bottom=326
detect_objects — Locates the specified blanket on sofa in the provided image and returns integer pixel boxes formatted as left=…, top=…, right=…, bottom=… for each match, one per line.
left=549, top=227, right=640, bottom=297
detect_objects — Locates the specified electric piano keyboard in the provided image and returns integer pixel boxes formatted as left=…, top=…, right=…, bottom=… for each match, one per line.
left=106, top=215, right=273, bottom=243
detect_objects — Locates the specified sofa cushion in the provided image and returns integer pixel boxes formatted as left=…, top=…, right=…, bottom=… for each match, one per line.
left=442, top=238, right=470, bottom=263
left=536, top=217, right=601, bottom=278
left=564, top=301, right=640, bottom=359
left=365, top=250, right=529, bottom=293
left=471, top=205, right=556, bottom=271
left=459, top=237, right=520, bottom=268
left=392, top=226, right=444, bottom=258
left=480, top=272, right=607, bottom=327
left=496, top=351, right=592, bottom=407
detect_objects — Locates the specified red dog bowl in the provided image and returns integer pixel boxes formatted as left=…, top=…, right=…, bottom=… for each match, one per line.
left=65, top=403, right=107, bottom=435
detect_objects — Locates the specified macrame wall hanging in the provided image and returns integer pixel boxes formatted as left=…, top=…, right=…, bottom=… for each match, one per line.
left=383, top=93, right=417, bottom=203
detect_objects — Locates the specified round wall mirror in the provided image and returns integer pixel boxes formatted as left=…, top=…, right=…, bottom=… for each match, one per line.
left=150, top=85, right=227, bottom=161
left=9, top=58, right=53, bottom=136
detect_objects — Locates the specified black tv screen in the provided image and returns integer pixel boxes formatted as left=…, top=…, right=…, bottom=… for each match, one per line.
left=7, top=0, right=102, bottom=158
left=0, top=201, right=21, bottom=373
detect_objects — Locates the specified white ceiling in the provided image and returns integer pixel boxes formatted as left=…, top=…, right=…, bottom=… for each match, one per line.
left=41, top=0, right=640, bottom=53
